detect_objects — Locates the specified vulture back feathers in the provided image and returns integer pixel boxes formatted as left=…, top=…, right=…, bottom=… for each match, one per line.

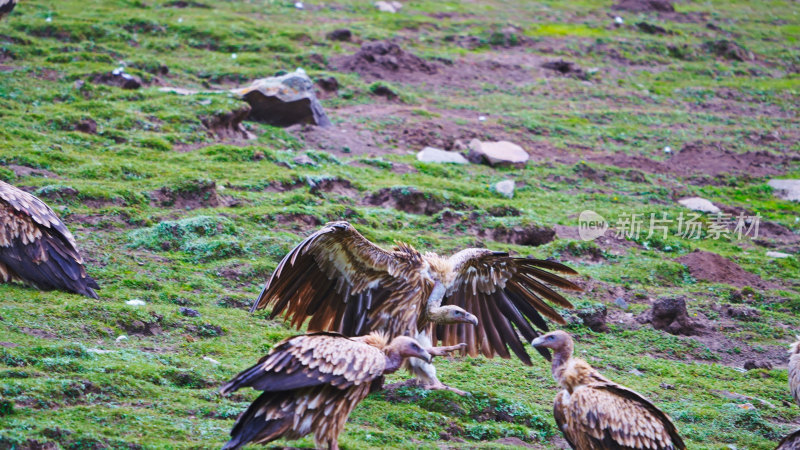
left=252, top=221, right=581, bottom=365
left=220, top=331, right=435, bottom=450
left=0, top=0, right=15, bottom=20
left=789, top=337, right=800, bottom=407
left=533, top=331, right=685, bottom=450
left=0, top=181, right=99, bottom=298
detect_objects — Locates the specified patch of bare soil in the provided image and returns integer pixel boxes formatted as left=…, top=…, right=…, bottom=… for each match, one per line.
left=119, top=318, right=163, bottom=337
left=333, top=41, right=438, bottom=82
left=164, top=0, right=210, bottom=7
left=200, top=105, right=254, bottom=140
left=586, top=143, right=794, bottom=180
left=477, top=225, right=556, bottom=247
left=613, top=0, right=674, bottom=13
left=4, top=165, right=60, bottom=179
left=290, top=123, right=384, bottom=156
left=19, top=328, right=58, bottom=339
left=637, top=297, right=705, bottom=336
left=364, top=187, right=446, bottom=215
left=275, top=213, right=322, bottom=231
left=554, top=225, right=640, bottom=257
left=755, top=221, right=800, bottom=247
left=676, top=250, right=771, bottom=288
left=150, top=180, right=234, bottom=209
left=308, top=177, right=358, bottom=197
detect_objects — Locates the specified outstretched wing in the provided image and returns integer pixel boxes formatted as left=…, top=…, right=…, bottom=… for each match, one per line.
left=251, top=221, right=426, bottom=337
left=434, top=249, right=580, bottom=364
left=220, top=332, right=386, bottom=394
left=558, top=383, right=685, bottom=450
left=0, top=181, right=99, bottom=298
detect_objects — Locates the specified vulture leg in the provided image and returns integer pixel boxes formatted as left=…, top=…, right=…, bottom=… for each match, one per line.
left=404, top=331, right=468, bottom=396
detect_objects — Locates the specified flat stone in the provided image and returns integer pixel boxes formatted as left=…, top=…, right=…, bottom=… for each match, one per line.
left=293, top=155, right=317, bottom=166
left=494, top=180, right=515, bottom=198
left=766, top=251, right=792, bottom=258
left=231, top=69, right=331, bottom=127
left=467, top=139, right=529, bottom=167
left=375, top=1, right=402, bottom=12
left=768, top=179, right=800, bottom=202
left=678, top=197, right=720, bottom=214
left=416, top=147, right=468, bottom=164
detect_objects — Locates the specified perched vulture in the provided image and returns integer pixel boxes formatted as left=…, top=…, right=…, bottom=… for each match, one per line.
left=777, top=338, right=800, bottom=449
left=220, top=331, right=464, bottom=450
left=0, top=181, right=99, bottom=298
left=0, top=0, right=16, bottom=20
left=251, top=221, right=580, bottom=392
left=532, top=331, right=685, bottom=450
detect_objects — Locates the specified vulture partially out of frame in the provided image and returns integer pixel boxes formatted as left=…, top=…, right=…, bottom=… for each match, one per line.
left=532, top=331, right=685, bottom=450
left=251, top=221, right=581, bottom=392
left=220, top=331, right=464, bottom=450
left=0, top=181, right=99, bottom=298
left=777, top=338, right=800, bottom=449
left=0, top=0, right=15, bottom=20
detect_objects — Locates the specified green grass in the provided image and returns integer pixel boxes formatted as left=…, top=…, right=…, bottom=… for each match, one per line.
left=0, top=0, right=799, bottom=448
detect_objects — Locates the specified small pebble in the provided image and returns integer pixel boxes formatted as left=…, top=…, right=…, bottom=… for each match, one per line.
left=203, top=356, right=220, bottom=365
left=126, top=299, right=146, bottom=306
left=663, top=146, right=672, bottom=153
left=231, top=53, right=238, bottom=59
left=179, top=307, right=201, bottom=317
left=614, top=16, right=624, bottom=24
left=294, top=1, right=304, bottom=9
left=115, top=335, right=128, bottom=343
left=478, top=116, right=487, bottom=122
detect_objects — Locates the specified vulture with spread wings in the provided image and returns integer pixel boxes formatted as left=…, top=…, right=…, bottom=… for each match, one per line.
left=252, top=221, right=581, bottom=392
left=0, top=181, right=99, bottom=298
left=533, top=331, right=685, bottom=450
left=220, top=331, right=463, bottom=450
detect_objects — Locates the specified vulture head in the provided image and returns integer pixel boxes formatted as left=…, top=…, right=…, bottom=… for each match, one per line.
left=388, top=336, right=433, bottom=364
left=428, top=304, right=479, bottom=326
left=531, top=330, right=573, bottom=357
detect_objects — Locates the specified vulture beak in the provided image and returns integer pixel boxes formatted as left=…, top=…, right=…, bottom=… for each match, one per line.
left=418, top=349, right=433, bottom=364
left=465, top=312, right=479, bottom=327
left=531, top=336, right=546, bottom=347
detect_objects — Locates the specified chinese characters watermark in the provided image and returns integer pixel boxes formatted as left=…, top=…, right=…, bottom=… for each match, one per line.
left=578, top=210, right=760, bottom=242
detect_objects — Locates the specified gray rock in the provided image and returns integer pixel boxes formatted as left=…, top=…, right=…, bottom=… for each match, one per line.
left=467, top=139, right=529, bottom=167
left=232, top=69, right=331, bottom=127
left=293, top=155, right=317, bottom=166
left=375, top=1, right=402, bottom=12
left=614, top=297, right=629, bottom=310
left=179, top=307, right=200, bottom=317
left=766, top=251, right=792, bottom=259
left=416, top=147, right=468, bottom=164
left=678, top=197, right=720, bottom=214
left=768, top=179, right=800, bottom=202
left=493, top=180, right=515, bottom=198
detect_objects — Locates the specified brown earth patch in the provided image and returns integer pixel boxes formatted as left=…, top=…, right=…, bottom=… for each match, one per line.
left=150, top=180, right=234, bottom=209
left=613, top=0, right=674, bottom=13
left=275, top=213, right=322, bottom=230
left=333, top=41, right=438, bottom=82
left=585, top=143, right=794, bottom=180
left=364, top=187, right=447, bottom=215
left=200, top=105, right=254, bottom=140
left=554, top=225, right=640, bottom=257
left=5, top=165, right=60, bottom=179
left=119, top=319, right=163, bottom=337
left=478, top=224, right=556, bottom=247
left=637, top=297, right=705, bottom=336
left=308, top=177, right=358, bottom=197
left=676, top=250, right=771, bottom=288
left=19, top=327, right=58, bottom=339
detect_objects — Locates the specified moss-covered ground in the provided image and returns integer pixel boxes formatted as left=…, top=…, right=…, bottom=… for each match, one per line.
left=0, top=0, right=799, bottom=448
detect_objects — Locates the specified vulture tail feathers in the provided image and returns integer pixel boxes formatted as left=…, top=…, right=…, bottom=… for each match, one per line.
left=224, top=392, right=292, bottom=450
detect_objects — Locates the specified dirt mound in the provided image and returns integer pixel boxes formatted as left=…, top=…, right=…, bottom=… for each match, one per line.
left=637, top=297, right=703, bottom=335
left=334, top=41, right=438, bottom=82
left=479, top=224, right=555, bottom=247
left=364, top=187, right=446, bottom=215
left=541, top=59, right=585, bottom=79
left=308, top=177, right=358, bottom=197
left=150, top=179, right=222, bottom=209
left=587, top=143, right=791, bottom=180
left=275, top=213, right=322, bottom=230
left=676, top=250, right=768, bottom=288
left=613, top=0, right=674, bottom=12
left=200, top=105, right=254, bottom=140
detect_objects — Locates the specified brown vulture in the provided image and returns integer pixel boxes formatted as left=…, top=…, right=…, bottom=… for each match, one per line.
left=532, top=331, right=685, bottom=450
left=0, top=181, right=99, bottom=298
left=778, top=338, right=800, bottom=449
left=0, top=0, right=15, bottom=20
left=220, top=331, right=464, bottom=450
left=251, top=221, right=581, bottom=393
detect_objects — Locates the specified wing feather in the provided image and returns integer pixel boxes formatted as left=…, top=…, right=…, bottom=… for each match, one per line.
left=0, top=181, right=98, bottom=298
left=435, top=250, right=580, bottom=364
left=252, top=221, right=424, bottom=337
left=560, top=383, right=685, bottom=450
left=220, top=332, right=385, bottom=395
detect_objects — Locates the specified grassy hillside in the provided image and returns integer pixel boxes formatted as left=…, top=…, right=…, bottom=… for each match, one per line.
left=0, top=0, right=798, bottom=448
